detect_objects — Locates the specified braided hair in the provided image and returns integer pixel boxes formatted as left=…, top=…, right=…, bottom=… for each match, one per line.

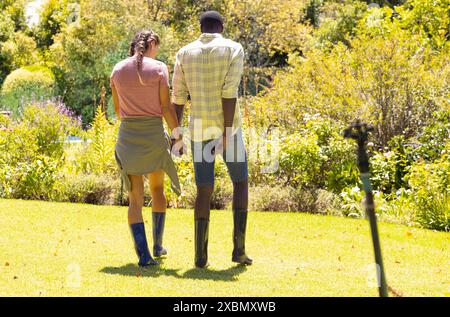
left=129, top=29, right=160, bottom=72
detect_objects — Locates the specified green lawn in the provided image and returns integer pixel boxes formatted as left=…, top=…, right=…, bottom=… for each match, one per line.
left=0, top=199, right=448, bottom=297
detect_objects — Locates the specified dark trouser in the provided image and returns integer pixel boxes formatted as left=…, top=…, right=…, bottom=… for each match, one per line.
left=191, top=129, right=248, bottom=220
left=191, top=129, right=252, bottom=266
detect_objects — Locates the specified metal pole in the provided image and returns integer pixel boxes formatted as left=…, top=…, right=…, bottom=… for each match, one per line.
left=343, top=119, right=388, bottom=297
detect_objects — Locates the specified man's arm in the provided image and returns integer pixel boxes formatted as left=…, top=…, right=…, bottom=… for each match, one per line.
left=173, top=103, right=185, bottom=125
left=221, top=45, right=244, bottom=147
left=222, top=98, right=236, bottom=137
left=172, top=51, right=188, bottom=125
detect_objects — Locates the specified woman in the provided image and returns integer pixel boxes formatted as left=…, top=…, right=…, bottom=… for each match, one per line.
left=110, top=29, right=184, bottom=266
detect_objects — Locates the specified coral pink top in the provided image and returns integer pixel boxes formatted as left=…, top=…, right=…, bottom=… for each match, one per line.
left=110, top=57, right=169, bottom=118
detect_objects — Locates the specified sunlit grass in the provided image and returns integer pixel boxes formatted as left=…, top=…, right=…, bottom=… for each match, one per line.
left=0, top=199, right=448, bottom=297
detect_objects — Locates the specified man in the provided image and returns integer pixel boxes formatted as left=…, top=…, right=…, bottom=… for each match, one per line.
left=172, top=11, right=252, bottom=268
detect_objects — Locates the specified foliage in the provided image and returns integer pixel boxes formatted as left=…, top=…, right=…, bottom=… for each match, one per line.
left=0, top=31, right=41, bottom=70
left=251, top=16, right=449, bottom=146
left=1, top=65, right=55, bottom=115
left=33, top=0, right=77, bottom=49
left=278, top=132, right=325, bottom=188
left=77, top=106, right=119, bottom=175
left=312, top=0, right=367, bottom=49
left=416, top=109, right=450, bottom=162
left=397, top=0, right=450, bottom=50
left=57, top=173, right=118, bottom=205
left=0, top=101, right=81, bottom=200
left=13, top=155, right=60, bottom=200
left=407, top=148, right=450, bottom=231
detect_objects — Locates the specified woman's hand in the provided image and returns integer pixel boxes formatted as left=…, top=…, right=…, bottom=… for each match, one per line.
left=173, top=139, right=187, bottom=157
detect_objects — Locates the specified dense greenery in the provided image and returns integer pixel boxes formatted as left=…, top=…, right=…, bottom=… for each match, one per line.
left=0, top=0, right=449, bottom=231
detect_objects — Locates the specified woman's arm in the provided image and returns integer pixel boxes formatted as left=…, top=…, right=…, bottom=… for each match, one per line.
left=111, top=85, right=120, bottom=119
left=160, top=83, right=181, bottom=138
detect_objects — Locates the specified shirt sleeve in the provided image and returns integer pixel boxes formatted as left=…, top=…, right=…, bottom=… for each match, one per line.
left=110, top=66, right=117, bottom=88
left=160, top=63, right=170, bottom=87
left=222, top=45, right=244, bottom=99
left=171, top=51, right=189, bottom=105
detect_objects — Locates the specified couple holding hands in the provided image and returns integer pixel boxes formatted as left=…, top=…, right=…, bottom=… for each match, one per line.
left=111, top=11, right=252, bottom=268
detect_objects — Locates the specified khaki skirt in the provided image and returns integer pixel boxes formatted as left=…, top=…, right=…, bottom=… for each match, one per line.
left=115, top=116, right=181, bottom=195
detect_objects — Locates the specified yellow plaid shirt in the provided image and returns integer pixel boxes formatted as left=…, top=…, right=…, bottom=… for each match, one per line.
left=172, top=33, right=244, bottom=142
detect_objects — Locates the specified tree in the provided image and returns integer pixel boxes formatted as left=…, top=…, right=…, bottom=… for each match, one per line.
left=249, top=5, right=450, bottom=146
left=33, top=0, right=76, bottom=49
left=1, top=31, right=40, bottom=70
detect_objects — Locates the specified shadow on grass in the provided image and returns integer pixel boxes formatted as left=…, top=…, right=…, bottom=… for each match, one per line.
left=100, top=261, right=248, bottom=282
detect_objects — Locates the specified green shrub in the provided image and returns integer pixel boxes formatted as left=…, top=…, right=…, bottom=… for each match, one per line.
left=0, top=157, right=13, bottom=198
left=370, top=151, right=398, bottom=194
left=278, top=132, right=325, bottom=188
left=249, top=185, right=317, bottom=212
left=338, top=186, right=365, bottom=218
left=22, top=101, right=81, bottom=159
left=249, top=185, right=299, bottom=212
left=305, top=117, right=359, bottom=193
left=77, top=106, right=119, bottom=175
left=407, top=151, right=450, bottom=231
left=13, top=155, right=60, bottom=200
left=314, top=189, right=341, bottom=215
left=57, top=173, right=118, bottom=205
left=416, top=109, right=450, bottom=162
left=338, top=186, right=389, bottom=219
left=1, top=65, right=55, bottom=115
left=0, top=101, right=81, bottom=200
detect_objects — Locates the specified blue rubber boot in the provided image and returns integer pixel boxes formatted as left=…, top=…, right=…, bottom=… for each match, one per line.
left=130, top=222, right=158, bottom=266
left=152, top=212, right=168, bottom=257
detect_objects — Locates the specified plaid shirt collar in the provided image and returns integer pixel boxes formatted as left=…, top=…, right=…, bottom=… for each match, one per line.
left=199, top=33, right=223, bottom=42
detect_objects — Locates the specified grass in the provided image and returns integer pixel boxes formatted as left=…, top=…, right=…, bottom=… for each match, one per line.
left=0, top=199, right=449, bottom=297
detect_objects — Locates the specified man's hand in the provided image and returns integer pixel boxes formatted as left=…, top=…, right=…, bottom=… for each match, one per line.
left=215, top=132, right=229, bottom=155
left=170, top=127, right=186, bottom=157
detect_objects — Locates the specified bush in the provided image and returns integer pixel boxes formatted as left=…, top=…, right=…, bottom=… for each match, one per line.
left=13, top=155, right=60, bottom=200
left=57, top=173, right=118, bottom=205
left=337, top=186, right=389, bottom=219
left=22, top=101, right=81, bottom=159
left=249, top=14, right=449, bottom=147
left=77, top=106, right=119, bottom=175
left=416, top=109, right=450, bottom=162
left=249, top=185, right=299, bottom=212
left=305, top=116, right=359, bottom=193
left=278, top=132, right=325, bottom=188
left=1, top=65, right=55, bottom=116
left=1, top=31, right=40, bottom=70
left=314, top=189, right=341, bottom=215
left=0, top=101, right=81, bottom=200
left=407, top=151, right=450, bottom=231
left=249, top=185, right=317, bottom=212
left=370, top=151, right=398, bottom=194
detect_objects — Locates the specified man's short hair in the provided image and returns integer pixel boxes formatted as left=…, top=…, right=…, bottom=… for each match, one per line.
left=200, top=11, right=224, bottom=30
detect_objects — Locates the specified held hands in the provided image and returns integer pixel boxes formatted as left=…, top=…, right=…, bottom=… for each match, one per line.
left=170, top=127, right=187, bottom=157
